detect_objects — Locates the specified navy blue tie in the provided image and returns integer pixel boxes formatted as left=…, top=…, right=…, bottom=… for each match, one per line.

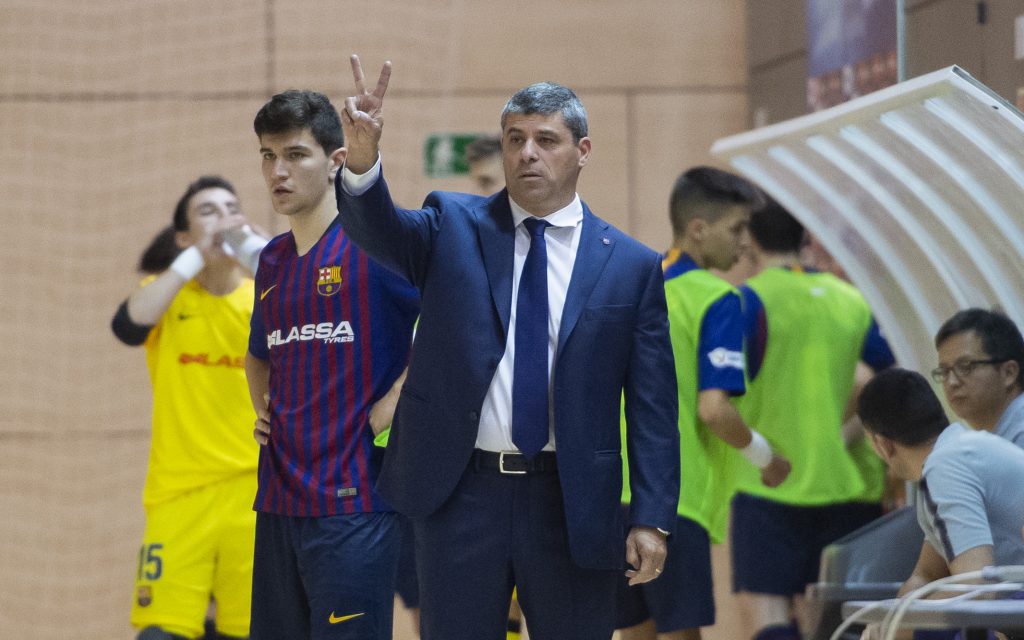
left=512, top=218, right=551, bottom=458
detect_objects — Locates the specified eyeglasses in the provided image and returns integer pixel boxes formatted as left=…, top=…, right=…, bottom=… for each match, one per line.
left=930, top=359, right=1006, bottom=383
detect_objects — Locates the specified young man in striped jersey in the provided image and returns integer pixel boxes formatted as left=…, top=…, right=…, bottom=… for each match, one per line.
left=617, top=167, right=790, bottom=640
left=245, top=90, right=419, bottom=640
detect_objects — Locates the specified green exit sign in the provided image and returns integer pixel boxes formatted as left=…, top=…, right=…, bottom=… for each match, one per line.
left=423, top=133, right=484, bottom=178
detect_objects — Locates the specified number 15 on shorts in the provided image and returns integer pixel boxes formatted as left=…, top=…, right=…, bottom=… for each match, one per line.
left=137, top=543, right=163, bottom=581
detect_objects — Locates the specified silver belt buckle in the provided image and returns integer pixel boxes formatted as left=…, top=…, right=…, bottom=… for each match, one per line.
left=499, top=451, right=527, bottom=475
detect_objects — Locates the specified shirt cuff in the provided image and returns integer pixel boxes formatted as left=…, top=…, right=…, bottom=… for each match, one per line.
left=340, top=154, right=382, bottom=196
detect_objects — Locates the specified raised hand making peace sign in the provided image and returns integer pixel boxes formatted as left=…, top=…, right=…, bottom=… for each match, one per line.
left=341, top=54, right=391, bottom=174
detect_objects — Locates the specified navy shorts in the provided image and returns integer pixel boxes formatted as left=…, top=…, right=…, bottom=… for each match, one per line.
left=615, top=511, right=715, bottom=632
left=730, top=493, right=882, bottom=596
left=250, top=511, right=399, bottom=640
left=393, top=514, right=420, bottom=609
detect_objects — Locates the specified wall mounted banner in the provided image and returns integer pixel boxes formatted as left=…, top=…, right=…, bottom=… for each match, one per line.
left=806, top=0, right=898, bottom=112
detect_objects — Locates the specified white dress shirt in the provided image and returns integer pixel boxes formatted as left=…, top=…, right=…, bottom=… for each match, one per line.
left=475, top=195, right=582, bottom=452
left=341, top=157, right=583, bottom=453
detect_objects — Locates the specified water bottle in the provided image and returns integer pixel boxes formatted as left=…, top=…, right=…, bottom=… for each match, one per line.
left=222, top=225, right=268, bottom=276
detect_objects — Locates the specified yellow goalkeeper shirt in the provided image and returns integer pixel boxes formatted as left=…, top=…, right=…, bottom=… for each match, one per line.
left=141, top=278, right=258, bottom=507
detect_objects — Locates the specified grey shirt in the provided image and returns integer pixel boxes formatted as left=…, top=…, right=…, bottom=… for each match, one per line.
left=993, top=392, right=1024, bottom=449
left=917, top=423, right=1024, bottom=567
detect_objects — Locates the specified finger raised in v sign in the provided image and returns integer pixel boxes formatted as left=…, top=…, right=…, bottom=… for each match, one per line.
left=350, top=54, right=391, bottom=105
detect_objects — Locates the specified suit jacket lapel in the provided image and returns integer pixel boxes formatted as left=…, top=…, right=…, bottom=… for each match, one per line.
left=475, top=191, right=516, bottom=340
left=558, top=205, right=613, bottom=353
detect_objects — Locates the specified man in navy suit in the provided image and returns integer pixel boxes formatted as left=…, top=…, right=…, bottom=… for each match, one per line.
left=336, top=55, right=680, bottom=640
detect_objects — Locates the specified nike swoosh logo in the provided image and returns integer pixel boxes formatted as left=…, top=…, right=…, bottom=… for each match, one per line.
left=328, top=612, right=365, bottom=624
left=260, top=284, right=277, bottom=300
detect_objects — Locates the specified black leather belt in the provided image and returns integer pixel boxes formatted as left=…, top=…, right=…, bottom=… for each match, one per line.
left=472, top=449, right=558, bottom=475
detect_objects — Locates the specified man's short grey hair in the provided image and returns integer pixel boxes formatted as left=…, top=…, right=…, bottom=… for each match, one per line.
left=500, top=82, right=588, bottom=142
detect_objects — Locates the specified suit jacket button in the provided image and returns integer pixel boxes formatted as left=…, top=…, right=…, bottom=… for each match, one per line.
left=469, top=411, right=479, bottom=422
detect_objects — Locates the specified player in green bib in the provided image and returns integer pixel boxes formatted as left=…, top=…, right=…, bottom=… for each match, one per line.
left=731, top=198, right=894, bottom=640
left=616, top=167, right=791, bottom=640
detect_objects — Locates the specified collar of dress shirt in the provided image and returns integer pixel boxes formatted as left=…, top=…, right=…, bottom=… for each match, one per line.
left=507, top=194, right=583, bottom=229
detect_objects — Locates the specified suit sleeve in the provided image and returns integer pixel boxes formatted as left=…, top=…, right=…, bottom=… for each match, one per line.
left=623, top=254, right=681, bottom=532
left=334, top=170, right=438, bottom=289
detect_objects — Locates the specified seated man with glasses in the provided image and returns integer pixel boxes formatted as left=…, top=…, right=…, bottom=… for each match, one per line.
left=932, top=308, right=1024, bottom=448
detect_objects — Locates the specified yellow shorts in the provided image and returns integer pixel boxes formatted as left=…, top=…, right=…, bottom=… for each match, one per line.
left=131, top=473, right=257, bottom=638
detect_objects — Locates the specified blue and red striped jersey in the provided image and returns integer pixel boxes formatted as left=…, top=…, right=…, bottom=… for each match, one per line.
left=249, top=217, right=419, bottom=516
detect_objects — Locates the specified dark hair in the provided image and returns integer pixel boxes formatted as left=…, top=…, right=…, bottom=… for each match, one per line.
left=935, top=308, right=1024, bottom=387
left=748, top=195, right=805, bottom=253
left=465, top=134, right=502, bottom=164
left=172, top=175, right=237, bottom=232
left=858, top=368, right=949, bottom=446
left=500, top=82, right=588, bottom=142
left=138, top=226, right=181, bottom=274
left=253, top=89, right=344, bottom=155
left=668, top=166, right=763, bottom=236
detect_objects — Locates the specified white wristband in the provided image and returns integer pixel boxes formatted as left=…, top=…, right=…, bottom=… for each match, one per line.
left=169, top=245, right=204, bottom=280
left=740, top=430, right=773, bottom=469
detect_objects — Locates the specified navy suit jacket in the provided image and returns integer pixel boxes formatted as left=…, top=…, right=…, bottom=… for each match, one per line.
left=336, top=174, right=679, bottom=570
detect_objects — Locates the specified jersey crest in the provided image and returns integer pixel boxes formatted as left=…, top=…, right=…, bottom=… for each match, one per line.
left=317, top=266, right=343, bottom=296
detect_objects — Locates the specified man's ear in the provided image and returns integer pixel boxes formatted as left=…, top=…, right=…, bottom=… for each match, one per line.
left=687, top=218, right=707, bottom=243
left=328, top=147, right=348, bottom=180
left=576, top=136, right=591, bottom=168
left=174, top=230, right=192, bottom=249
left=870, top=432, right=896, bottom=463
left=999, top=359, right=1020, bottom=392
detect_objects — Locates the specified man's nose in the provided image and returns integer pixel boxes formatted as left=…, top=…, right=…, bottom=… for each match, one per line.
left=520, top=139, right=539, bottom=161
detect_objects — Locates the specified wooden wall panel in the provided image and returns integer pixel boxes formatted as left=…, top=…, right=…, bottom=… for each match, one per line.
left=0, top=434, right=148, bottom=638
left=0, top=1, right=266, bottom=95
left=273, top=0, right=747, bottom=93
left=905, top=0, right=984, bottom=80
left=748, top=53, right=808, bottom=126
left=630, top=90, right=749, bottom=249
left=747, top=0, right=807, bottom=68
left=977, top=0, right=1024, bottom=103
left=745, top=0, right=808, bottom=126
left=574, top=94, right=632, bottom=232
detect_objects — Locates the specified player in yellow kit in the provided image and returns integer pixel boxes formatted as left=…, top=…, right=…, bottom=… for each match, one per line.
left=112, top=176, right=266, bottom=640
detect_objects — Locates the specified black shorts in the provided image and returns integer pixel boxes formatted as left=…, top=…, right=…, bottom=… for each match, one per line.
left=730, top=493, right=881, bottom=596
